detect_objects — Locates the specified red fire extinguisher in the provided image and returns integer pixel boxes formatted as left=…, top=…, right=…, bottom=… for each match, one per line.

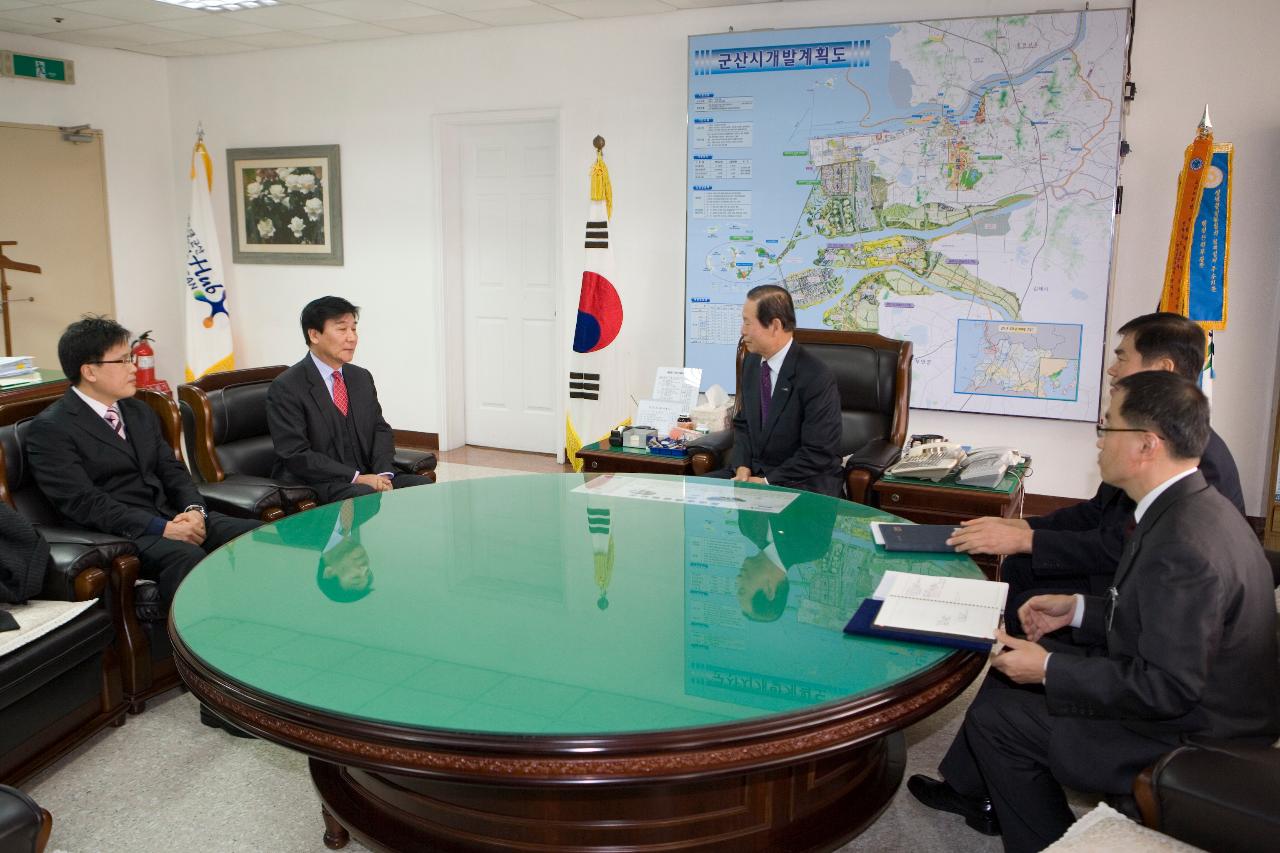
left=132, top=331, right=157, bottom=386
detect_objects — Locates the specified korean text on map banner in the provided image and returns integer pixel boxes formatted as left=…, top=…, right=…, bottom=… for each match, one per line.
left=692, top=42, right=863, bottom=75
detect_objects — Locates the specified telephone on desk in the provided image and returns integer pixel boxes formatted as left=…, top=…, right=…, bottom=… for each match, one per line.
left=887, top=440, right=1027, bottom=487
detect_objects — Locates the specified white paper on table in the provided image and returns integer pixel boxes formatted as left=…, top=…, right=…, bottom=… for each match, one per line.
left=633, top=399, right=685, bottom=434
left=652, top=367, right=702, bottom=414
left=572, top=475, right=799, bottom=514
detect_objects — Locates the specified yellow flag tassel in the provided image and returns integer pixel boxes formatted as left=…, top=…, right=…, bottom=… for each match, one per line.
left=590, top=150, right=612, bottom=220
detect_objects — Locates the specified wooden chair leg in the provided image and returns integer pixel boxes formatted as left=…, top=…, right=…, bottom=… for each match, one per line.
left=35, top=807, right=52, bottom=853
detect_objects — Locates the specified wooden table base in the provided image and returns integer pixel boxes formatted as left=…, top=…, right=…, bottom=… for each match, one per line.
left=310, top=733, right=906, bottom=853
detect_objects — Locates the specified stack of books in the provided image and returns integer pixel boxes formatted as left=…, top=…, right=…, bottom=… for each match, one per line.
left=0, top=356, right=41, bottom=389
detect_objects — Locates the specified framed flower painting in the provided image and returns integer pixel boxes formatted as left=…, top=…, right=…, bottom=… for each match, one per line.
left=226, top=145, right=343, bottom=265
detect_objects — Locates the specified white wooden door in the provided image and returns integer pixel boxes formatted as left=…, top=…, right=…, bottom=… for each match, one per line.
left=460, top=121, right=558, bottom=452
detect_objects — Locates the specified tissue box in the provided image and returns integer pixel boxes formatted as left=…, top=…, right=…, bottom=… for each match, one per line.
left=691, top=401, right=732, bottom=433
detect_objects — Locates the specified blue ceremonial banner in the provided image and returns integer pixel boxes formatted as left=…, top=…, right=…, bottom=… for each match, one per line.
left=1187, top=147, right=1232, bottom=329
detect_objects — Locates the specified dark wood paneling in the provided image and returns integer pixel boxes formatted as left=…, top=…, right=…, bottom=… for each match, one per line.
left=392, top=429, right=438, bottom=451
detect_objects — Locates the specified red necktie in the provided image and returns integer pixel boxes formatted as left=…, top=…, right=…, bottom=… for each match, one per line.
left=332, top=370, right=349, bottom=416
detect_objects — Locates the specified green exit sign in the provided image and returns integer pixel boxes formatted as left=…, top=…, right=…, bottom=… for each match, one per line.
left=1, top=51, right=75, bottom=84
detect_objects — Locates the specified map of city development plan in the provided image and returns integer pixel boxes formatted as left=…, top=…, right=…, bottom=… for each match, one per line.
left=685, top=10, right=1128, bottom=421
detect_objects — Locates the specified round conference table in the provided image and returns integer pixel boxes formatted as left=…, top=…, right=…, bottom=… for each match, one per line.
left=170, top=473, right=986, bottom=852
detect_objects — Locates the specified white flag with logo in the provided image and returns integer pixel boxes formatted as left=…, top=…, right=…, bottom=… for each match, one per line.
left=184, top=136, right=235, bottom=380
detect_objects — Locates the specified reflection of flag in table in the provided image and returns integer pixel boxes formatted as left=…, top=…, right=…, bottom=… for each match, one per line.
left=1160, top=107, right=1232, bottom=397
left=184, top=132, right=235, bottom=380
left=566, top=148, right=627, bottom=470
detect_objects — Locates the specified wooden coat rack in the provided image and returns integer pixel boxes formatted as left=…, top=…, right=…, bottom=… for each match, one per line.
left=0, top=242, right=40, bottom=357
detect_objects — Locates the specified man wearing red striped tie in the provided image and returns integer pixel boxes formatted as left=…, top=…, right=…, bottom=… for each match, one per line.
left=267, top=296, right=433, bottom=505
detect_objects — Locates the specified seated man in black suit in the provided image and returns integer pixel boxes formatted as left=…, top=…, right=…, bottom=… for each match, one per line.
left=948, top=312, right=1244, bottom=625
left=911, top=370, right=1278, bottom=853
left=27, top=317, right=260, bottom=617
left=266, top=296, right=432, bottom=505
left=711, top=285, right=843, bottom=496
left=27, top=317, right=261, bottom=737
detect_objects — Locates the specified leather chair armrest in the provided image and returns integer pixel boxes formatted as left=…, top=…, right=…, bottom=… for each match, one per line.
left=843, top=438, right=902, bottom=477
left=393, top=449, right=437, bottom=477
left=843, top=439, right=902, bottom=505
left=1136, top=741, right=1280, bottom=853
left=686, top=429, right=734, bottom=475
left=34, top=525, right=139, bottom=602
left=197, top=479, right=286, bottom=522
left=0, top=784, right=50, bottom=853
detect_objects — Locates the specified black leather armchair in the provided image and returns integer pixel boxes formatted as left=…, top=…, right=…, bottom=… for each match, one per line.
left=135, top=387, right=302, bottom=522
left=0, top=473, right=128, bottom=784
left=1131, top=549, right=1280, bottom=851
left=0, top=390, right=173, bottom=714
left=688, top=328, right=912, bottom=504
left=0, top=785, right=51, bottom=852
left=178, top=366, right=436, bottom=492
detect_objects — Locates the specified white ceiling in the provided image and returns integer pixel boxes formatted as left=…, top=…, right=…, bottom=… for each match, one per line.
left=0, top=0, right=790, bottom=56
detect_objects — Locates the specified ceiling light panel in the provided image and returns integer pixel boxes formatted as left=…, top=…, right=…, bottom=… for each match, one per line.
left=153, top=0, right=281, bottom=11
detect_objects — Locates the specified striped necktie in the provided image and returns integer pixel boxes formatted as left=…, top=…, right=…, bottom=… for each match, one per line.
left=103, top=405, right=125, bottom=439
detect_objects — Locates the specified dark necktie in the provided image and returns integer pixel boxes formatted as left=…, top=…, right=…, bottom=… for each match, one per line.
left=760, top=361, right=772, bottom=423
left=332, top=370, right=349, bottom=416
left=103, top=405, right=125, bottom=439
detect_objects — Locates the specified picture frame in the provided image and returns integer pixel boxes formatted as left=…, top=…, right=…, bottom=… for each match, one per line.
left=226, top=144, right=343, bottom=265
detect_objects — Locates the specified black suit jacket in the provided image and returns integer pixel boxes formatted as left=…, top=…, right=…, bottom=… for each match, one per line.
left=1027, top=427, right=1244, bottom=583
left=266, top=355, right=395, bottom=494
left=730, top=343, right=843, bottom=497
left=1044, top=472, right=1279, bottom=789
left=27, top=390, right=204, bottom=539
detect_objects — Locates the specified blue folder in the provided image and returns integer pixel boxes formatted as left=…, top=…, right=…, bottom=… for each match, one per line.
left=843, top=598, right=994, bottom=652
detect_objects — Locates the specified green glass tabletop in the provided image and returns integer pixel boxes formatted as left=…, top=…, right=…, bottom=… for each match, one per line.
left=172, top=473, right=984, bottom=736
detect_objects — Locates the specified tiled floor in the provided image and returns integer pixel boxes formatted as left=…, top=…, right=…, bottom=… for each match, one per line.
left=436, top=444, right=570, bottom=474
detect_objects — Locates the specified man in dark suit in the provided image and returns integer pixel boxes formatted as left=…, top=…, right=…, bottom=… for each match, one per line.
left=714, top=285, right=843, bottom=496
left=948, top=312, right=1245, bottom=623
left=266, top=296, right=432, bottom=505
left=911, top=371, right=1279, bottom=853
left=27, top=317, right=260, bottom=614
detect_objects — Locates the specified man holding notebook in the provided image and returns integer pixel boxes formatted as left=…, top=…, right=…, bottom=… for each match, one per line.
left=909, top=371, right=1278, bottom=853
left=945, top=312, right=1244, bottom=629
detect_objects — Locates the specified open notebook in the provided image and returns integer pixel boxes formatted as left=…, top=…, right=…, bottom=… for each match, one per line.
left=843, top=570, right=1008, bottom=650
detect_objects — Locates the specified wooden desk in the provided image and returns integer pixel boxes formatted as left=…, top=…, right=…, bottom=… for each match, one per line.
left=873, top=472, right=1025, bottom=579
left=575, top=439, right=693, bottom=475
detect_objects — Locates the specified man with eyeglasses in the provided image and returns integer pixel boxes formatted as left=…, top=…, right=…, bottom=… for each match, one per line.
left=945, top=312, right=1243, bottom=619
left=910, top=370, right=1277, bottom=852
left=26, top=316, right=260, bottom=624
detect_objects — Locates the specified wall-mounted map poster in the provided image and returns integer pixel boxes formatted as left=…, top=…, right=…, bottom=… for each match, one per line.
left=685, top=10, right=1129, bottom=421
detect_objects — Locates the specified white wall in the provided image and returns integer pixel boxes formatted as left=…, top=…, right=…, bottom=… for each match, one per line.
left=0, top=34, right=179, bottom=372
left=6, top=0, right=1279, bottom=511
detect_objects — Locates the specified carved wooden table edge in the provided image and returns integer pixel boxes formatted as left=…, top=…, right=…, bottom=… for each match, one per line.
left=173, top=641, right=983, bottom=783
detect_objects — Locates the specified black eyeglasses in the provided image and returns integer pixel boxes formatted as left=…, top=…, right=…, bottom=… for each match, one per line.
left=1096, top=423, right=1165, bottom=440
left=90, top=355, right=137, bottom=366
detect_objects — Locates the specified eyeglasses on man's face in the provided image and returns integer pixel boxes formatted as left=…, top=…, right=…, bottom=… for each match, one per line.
left=90, top=354, right=138, bottom=366
left=1095, top=422, right=1165, bottom=440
